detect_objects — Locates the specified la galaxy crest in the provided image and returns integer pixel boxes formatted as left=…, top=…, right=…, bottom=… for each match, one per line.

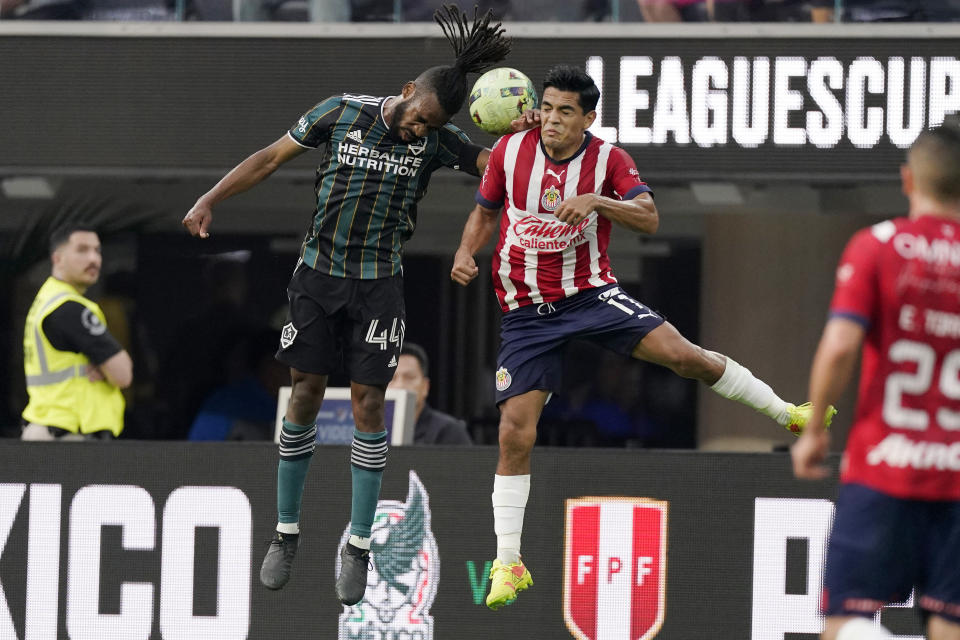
left=407, top=137, right=427, bottom=156
left=338, top=471, right=439, bottom=638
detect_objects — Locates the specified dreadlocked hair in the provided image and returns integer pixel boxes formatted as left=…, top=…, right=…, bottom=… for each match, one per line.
left=416, top=4, right=512, bottom=116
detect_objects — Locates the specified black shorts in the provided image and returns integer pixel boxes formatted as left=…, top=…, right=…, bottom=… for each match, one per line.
left=275, top=261, right=405, bottom=386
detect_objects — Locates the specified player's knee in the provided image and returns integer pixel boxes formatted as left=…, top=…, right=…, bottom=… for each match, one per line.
left=290, top=375, right=325, bottom=404
left=288, top=385, right=324, bottom=422
left=498, top=414, right=536, bottom=452
left=352, top=390, right=385, bottom=430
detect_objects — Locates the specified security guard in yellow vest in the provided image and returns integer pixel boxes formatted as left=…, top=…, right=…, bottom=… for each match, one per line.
left=22, top=226, right=132, bottom=440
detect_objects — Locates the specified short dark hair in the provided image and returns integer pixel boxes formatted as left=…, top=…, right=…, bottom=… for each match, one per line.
left=421, top=4, right=512, bottom=116
left=401, top=342, right=430, bottom=377
left=909, top=119, right=960, bottom=203
left=543, top=65, right=600, bottom=113
left=49, top=225, right=97, bottom=254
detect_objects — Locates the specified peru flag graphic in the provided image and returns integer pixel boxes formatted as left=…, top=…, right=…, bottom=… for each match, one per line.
left=563, top=498, right=668, bottom=640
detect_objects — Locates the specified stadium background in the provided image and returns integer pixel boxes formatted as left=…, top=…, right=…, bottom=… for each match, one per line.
left=1, top=19, right=958, bottom=640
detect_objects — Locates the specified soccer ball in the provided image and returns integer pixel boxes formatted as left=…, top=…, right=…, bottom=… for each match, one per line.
left=468, top=67, right=538, bottom=136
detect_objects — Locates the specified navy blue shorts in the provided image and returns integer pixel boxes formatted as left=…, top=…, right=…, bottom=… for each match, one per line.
left=823, top=483, right=960, bottom=623
left=494, top=284, right=665, bottom=404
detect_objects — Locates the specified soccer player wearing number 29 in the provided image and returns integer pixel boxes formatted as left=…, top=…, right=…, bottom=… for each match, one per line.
left=793, top=122, right=960, bottom=640
left=452, top=65, right=835, bottom=610
left=183, top=5, right=514, bottom=607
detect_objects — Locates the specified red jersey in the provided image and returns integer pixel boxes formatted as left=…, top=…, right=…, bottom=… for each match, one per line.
left=832, top=215, right=960, bottom=500
left=476, top=129, right=651, bottom=312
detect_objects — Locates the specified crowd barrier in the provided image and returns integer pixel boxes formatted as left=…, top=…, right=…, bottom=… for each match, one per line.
left=0, top=442, right=925, bottom=639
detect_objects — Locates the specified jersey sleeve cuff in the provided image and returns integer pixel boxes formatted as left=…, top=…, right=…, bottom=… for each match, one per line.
left=829, top=310, right=871, bottom=329
left=287, top=131, right=314, bottom=149
left=476, top=191, right=503, bottom=210
left=457, top=143, right=483, bottom=177
left=624, top=184, right=653, bottom=201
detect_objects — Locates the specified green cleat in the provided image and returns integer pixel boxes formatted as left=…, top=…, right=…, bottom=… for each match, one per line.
left=784, top=402, right=837, bottom=436
left=485, top=559, right=533, bottom=610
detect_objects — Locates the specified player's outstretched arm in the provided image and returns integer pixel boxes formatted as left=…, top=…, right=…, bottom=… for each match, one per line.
left=475, top=149, right=492, bottom=176
left=792, top=317, right=864, bottom=479
left=451, top=204, right=500, bottom=286
left=182, top=134, right=307, bottom=238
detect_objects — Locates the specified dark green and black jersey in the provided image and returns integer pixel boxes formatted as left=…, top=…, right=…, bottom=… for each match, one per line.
left=289, top=94, right=483, bottom=279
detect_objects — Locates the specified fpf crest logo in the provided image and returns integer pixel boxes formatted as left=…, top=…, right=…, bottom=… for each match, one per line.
left=564, top=497, right=668, bottom=640
left=338, top=471, right=439, bottom=639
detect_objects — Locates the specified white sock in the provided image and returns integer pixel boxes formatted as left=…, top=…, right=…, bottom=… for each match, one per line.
left=710, top=357, right=790, bottom=425
left=276, top=522, right=299, bottom=535
left=348, top=535, right=371, bottom=550
left=492, top=474, right=530, bottom=565
left=835, top=618, right=893, bottom=640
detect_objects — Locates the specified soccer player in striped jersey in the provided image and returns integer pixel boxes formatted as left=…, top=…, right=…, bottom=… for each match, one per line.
left=793, top=123, right=960, bottom=640
left=183, top=5, right=513, bottom=606
left=451, top=65, right=835, bottom=610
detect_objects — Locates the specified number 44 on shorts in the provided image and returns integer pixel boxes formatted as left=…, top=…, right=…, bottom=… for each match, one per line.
left=365, top=317, right=405, bottom=351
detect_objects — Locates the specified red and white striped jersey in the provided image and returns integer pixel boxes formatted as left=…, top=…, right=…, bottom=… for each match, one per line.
left=831, top=216, right=960, bottom=500
left=476, top=129, right=651, bottom=312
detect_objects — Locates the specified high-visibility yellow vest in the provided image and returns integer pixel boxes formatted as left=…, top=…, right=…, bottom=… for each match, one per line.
left=22, top=277, right=125, bottom=436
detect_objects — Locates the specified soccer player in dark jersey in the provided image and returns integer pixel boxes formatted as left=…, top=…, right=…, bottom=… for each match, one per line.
left=452, top=65, right=836, bottom=610
left=793, top=122, right=960, bottom=640
left=182, top=5, right=512, bottom=606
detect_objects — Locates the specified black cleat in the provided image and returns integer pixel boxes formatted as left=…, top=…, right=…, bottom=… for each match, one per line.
left=336, top=542, right=371, bottom=605
left=260, top=532, right=299, bottom=590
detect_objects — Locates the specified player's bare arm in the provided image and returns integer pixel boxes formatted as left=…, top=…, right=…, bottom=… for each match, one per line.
left=183, top=134, right=307, bottom=238
left=476, top=149, right=491, bottom=175
left=451, top=203, right=500, bottom=286
left=792, top=317, right=865, bottom=479
left=554, top=192, right=658, bottom=234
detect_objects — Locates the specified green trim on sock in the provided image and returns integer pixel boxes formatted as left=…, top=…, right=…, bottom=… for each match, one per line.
left=283, top=417, right=313, bottom=432
left=354, top=428, right=387, bottom=441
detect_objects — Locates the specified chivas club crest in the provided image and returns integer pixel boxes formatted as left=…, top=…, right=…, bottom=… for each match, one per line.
left=338, top=471, right=439, bottom=638
left=564, top=497, right=668, bottom=640
left=495, top=367, right=512, bottom=391
left=541, top=186, right=562, bottom=211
